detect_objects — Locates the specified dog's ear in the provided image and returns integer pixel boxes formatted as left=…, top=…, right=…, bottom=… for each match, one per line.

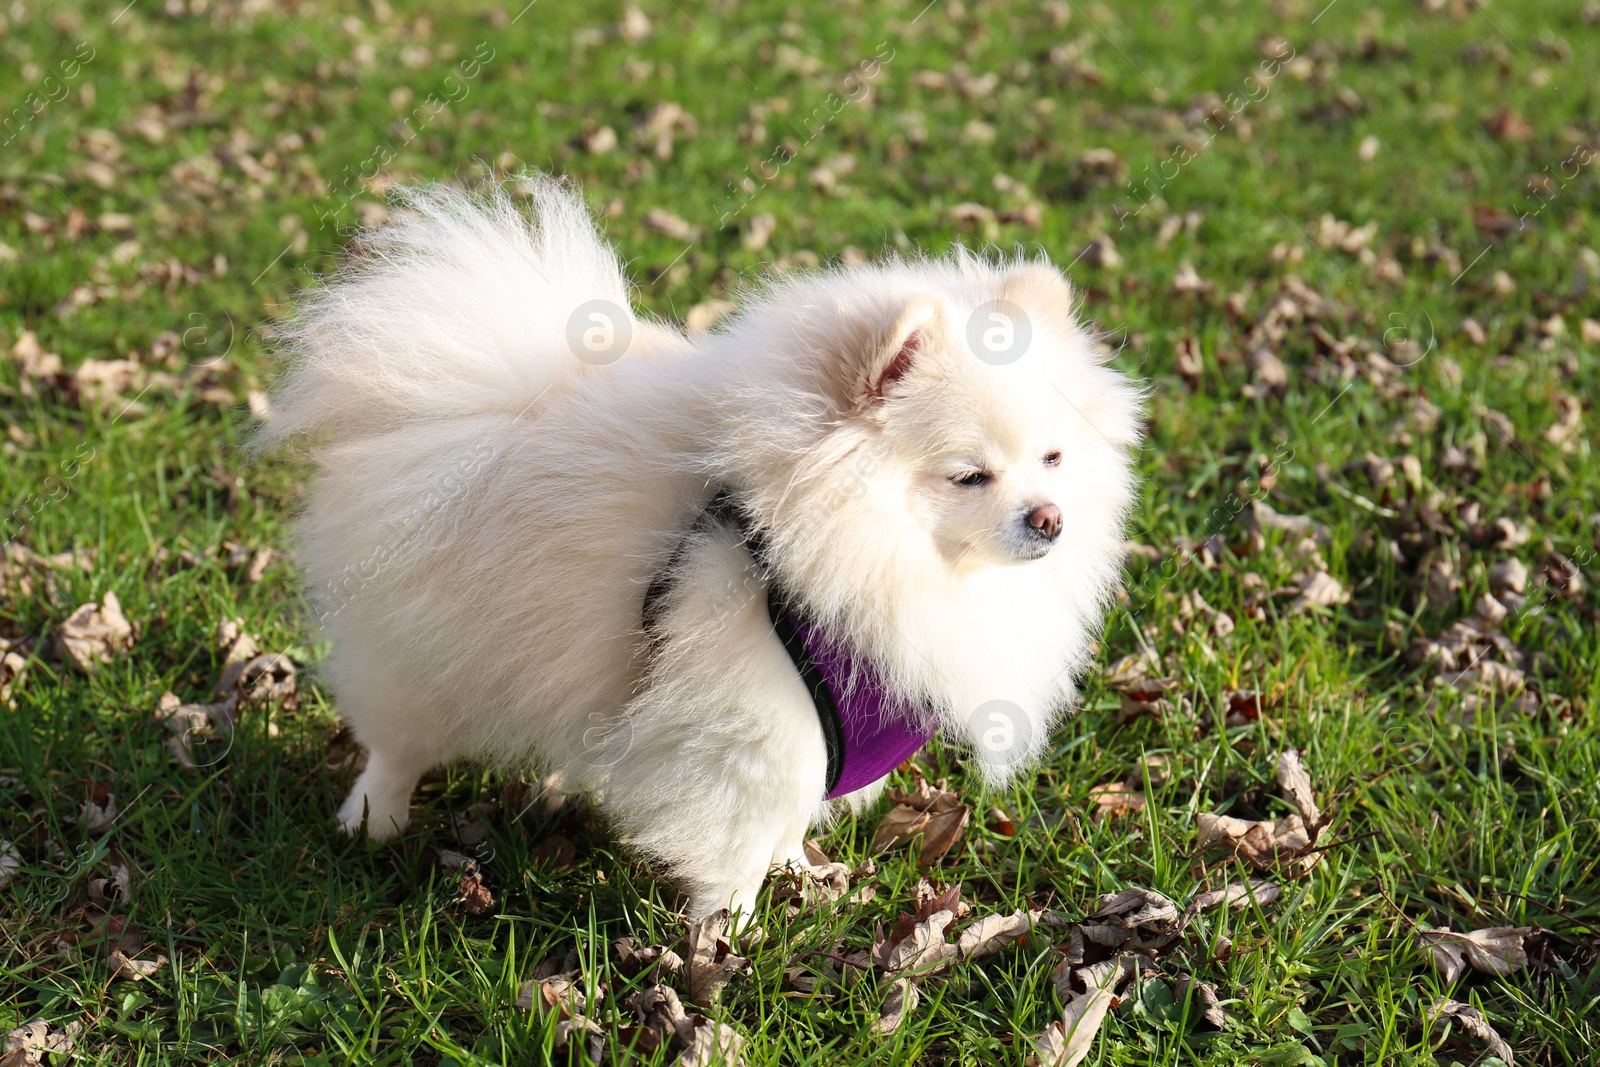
left=854, top=297, right=945, bottom=408
left=1001, top=263, right=1075, bottom=323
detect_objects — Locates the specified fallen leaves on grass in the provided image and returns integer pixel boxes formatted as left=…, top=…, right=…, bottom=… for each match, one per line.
left=1088, top=781, right=1146, bottom=819
left=1, top=1018, right=83, bottom=1067
left=1036, top=954, right=1138, bottom=1067
left=613, top=937, right=685, bottom=982
left=215, top=625, right=298, bottom=709
left=767, top=853, right=876, bottom=915
left=1184, top=878, right=1281, bottom=920
left=0, top=639, right=25, bottom=708
left=61, top=913, right=167, bottom=983
left=518, top=959, right=605, bottom=1061
left=77, top=781, right=117, bottom=834
left=623, top=983, right=746, bottom=1066
left=50, top=591, right=133, bottom=673
left=518, top=932, right=749, bottom=1063
left=153, top=690, right=238, bottom=770
left=864, top=880, right=1041, bottom=1033
left=0, top=840, right=21, bottom=890
left=155, top=620, right=301, bottom=769
left=1276, top=750, right=1322, bottom=827
left=1540, top=391, right=1582, bottom=451
left=1196, top=750, right=1329, bottom=871
left=1418, top=926, right=1532, bottom=982
left=1238, top=500, right=1329, bottom=564
left=1221, top=688, right=1264, bottom=727
left=86, top=853, right=130, bottom=906
left=1173, top=974, right=1226, bottom=1029
left=643, top=207, right=700, bottom=241
left=1483, top=107, right=1533, bottom=142
left=1101, top=654, right=1181, bottom=723
left=457, top=870, right=495, bottom=915
left=685, top=909, right=752, bottom=1006
left=1062, top=888, right=1181, bottom=963
left=1429, top=997, right=1515, bottom=1064
left=871, top=772, right=970, bottom=866
left=1280, top=570, right=1350, bottom=615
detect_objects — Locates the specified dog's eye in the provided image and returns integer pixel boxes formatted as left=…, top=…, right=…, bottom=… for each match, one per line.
left=1043, top=451, right=1062, bottom=467
left=952, top=470, right=990, bottom=487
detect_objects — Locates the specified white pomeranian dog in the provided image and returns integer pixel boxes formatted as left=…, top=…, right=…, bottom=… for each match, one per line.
left=261, top=178, right=1142, bottom=918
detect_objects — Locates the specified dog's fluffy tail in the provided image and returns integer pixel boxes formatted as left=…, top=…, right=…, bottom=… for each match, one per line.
left=258, top=178, right=633, bottom=448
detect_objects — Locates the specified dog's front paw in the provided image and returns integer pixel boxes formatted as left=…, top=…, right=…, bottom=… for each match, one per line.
left=336, top=748, right=425, bottom=842
left=336, top=789, right=409, bottom=842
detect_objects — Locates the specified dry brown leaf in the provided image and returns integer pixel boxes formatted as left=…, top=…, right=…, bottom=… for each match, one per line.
left=1284, top=571, right=1349, bottom=614
left=1483, top=108, right=1533, bottom=141
left=873, top=975, right=920, bottom=1035
left=1174, top=335, right=1204, bottom=382
left=1088, top=781, right=1146, bottom=819
left=215, top=630, right=298, bottom=708
left=86, top=860, right=129, bottom=906
left=1276, top=749, right=1322, bottom=826
left=1036, top=953, right=1135, bottom=1067
left=2, top=1018, right=83, bottom=1067
left=684, top=300, right=734, bottom=334
left=768, top=860, right=854, bottom=912
left=0, top=841, right=21, bottom=890
left=956, top=908, right=1037, bottom=960
left=1430, top=997, right=1515, bottom=1064
left=154, top=690, right=238, bottom=769
left=643, top=208, right=700, bottom=241
left=1188, top=879, right=1281, bottom=914
left=1221, top=688, right=1263, bottom=726
left=883, top=908, right=959, bottom=977
left=677, top=1016, right=746, bottom=1067
left=871, top=774, right=970, bottom=866
left=1118, top=680, right=1178, bottom=723
left=684, top=910, right=751, bottom=1006
left=52, top=592, right=134, bottom=672
left=1196, top=812, right=1318, bottom=870
left=1543, top=393, right=1582, bottom=452
left=1061, top=922, right=1134, bottom=964
left=613, top=938, right=686, bottom=982
left=88, top=915, right=165, bottom=983
left=552, top=1014, right=605, bottom=1062
left=458, top=871, right=494, bottom=915
left=742, top=213, right=775, bottom=252
left=621, top=978, right=748, bottom=1065
left=1102, top=650, right=1162, bottom=691
left=78, top=784, right=117, bottom=834
left=1418, top=926, right=1530, bottom=981
left=1, top=638, right=26, bottom=708
left=519, top=973, right=588, bottom=1019
left=1174, top=973, right=1227, bottom=1029
left=452, top=802, right=496, bottom=846
left=109, top=947, right=166, bottom=981
left=1090, top=887, right=1180, bottom=934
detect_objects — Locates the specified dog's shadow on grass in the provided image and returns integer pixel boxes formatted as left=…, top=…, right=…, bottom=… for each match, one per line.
left=305, top=741, right=682, bottom=934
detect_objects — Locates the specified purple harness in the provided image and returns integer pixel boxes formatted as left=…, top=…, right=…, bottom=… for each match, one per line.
left=646, top=490, right=935, bottom=799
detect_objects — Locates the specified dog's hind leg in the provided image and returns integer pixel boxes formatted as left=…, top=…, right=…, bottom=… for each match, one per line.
left=337, top=742, right=432, bottom=841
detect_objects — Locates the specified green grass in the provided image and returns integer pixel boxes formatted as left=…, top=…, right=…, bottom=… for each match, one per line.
left=2, top=0, right=1597, bottom=1063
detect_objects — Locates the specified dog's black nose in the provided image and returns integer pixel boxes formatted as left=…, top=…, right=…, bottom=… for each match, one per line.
left=1026, top=504, right=1063, bottom=541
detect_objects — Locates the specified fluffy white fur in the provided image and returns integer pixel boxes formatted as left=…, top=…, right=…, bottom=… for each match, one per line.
left=262, top=178, right=1142, bottom=918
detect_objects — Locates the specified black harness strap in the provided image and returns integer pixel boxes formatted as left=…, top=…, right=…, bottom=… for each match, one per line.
left=642, top=489, right=846, bottom=793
